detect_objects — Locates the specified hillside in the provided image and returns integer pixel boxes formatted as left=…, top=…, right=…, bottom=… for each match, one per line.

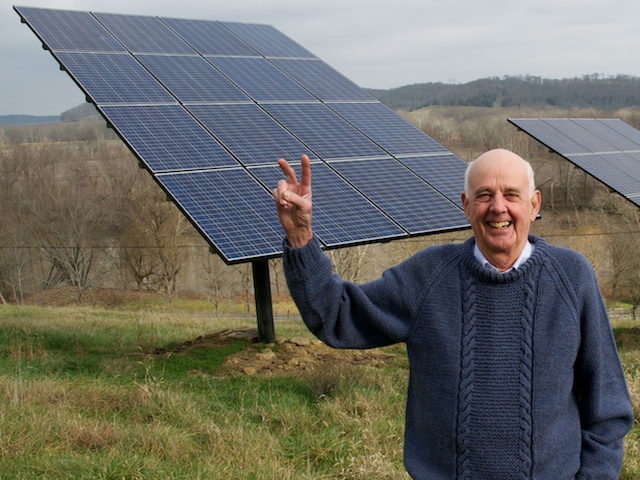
left=0, top=114, right=59, bottom=126
left=367, top=74, right=640, bottom=111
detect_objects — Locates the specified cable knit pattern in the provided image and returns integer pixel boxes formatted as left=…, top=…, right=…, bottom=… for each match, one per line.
left=282, top=235, right=633, bottom=479
left=456, top=273, right=476, bottom=479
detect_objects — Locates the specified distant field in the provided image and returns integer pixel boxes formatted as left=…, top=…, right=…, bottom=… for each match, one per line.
left=0, top=302, right=638, bottom=479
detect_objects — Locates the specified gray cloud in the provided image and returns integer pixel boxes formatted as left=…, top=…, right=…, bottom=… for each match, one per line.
left=3, top=0, right=640, bottom=115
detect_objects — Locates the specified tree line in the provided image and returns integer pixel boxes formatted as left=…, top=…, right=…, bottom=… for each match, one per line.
left=368, top=74, right=640, bottom=111
left=1, top=105, right=640, bottom=317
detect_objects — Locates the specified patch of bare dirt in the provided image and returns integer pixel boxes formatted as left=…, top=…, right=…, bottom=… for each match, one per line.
left=151, top=327, right=402, bottom=378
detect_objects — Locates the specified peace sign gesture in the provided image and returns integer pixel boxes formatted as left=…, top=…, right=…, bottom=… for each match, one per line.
left=272, top=154, right=313, bottom=248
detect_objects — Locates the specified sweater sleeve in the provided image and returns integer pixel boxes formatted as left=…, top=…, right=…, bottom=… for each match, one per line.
left=282, top=236, right=425, bottom=349
left=568, top=257, right=634, bottom=478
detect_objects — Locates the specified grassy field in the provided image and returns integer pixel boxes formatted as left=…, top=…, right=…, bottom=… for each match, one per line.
left=0, top=301, right=638, bottom=479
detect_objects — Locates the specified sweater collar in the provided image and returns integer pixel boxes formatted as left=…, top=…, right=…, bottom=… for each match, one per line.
left=464, top=235, right=546, bottom=281
left=473, top=241, right=533, bottom=274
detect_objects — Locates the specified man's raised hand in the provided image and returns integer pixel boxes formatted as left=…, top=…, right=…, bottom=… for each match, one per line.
left=272, top=154, right=313, bottom=248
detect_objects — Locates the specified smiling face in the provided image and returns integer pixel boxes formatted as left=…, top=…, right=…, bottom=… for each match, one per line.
left=461, top=149, right=541, bottom=271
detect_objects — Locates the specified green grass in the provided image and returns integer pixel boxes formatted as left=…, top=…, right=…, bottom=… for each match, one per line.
left=0, top=304, right=638, bottom=479
left=0, top=305, right=408, bottom=479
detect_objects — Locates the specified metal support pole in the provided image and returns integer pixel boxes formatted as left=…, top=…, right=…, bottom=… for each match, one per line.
left=252, top=260, right=275, bottom=343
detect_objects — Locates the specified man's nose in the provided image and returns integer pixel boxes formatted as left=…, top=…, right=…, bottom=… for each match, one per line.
left=489, top=193, right=507, bottom=212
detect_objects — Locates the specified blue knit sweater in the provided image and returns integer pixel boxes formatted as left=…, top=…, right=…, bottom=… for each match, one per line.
left=283, top=235, right=633, bottom=479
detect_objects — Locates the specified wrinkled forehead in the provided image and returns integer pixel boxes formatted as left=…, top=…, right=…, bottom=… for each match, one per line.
left=467, top=155, right=530, bottom=192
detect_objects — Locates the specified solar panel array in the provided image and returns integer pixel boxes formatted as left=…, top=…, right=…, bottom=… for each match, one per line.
left=16, top=6, right=470, bottom=264
left=509, top=118, right=640, bottom=208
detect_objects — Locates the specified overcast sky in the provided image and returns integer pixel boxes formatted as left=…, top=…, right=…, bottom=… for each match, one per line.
left=3, top=0, right=640, bottom=115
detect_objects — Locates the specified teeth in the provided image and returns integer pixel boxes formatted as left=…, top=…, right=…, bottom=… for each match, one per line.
left=489, top=221, right=511, bottom=228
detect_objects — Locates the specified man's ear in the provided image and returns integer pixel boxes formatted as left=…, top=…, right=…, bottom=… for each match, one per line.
left=530, top=190, right=542, bottom=220
left=461, top=192, right=471, bottom=220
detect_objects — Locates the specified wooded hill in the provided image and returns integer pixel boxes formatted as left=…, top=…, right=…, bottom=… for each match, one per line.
left=367, top=74, right=640, bottom=111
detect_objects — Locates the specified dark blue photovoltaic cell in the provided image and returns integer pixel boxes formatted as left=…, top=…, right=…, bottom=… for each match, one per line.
left=330, top=102, right=449, bottom=156
left=568, top=119, right=640, bottom=152
left=161, top=17, right=258, bottom=56
left=207, top=57, right=316, bottom=102
left=222, top=22, right=316, bottom=58
left=135, top=55, right=250, bottom=103
left=15, top=6, right=125, bottom=52
left=543, top=119, right=623, bottom=153
left=509, top=118, right=640, bottom=208
left=598, top=119, right=640, bottom=147
left=55, top=52, right=175, bottom=104
left=509, top=119, right=590, bottom=154
left=187, top=104, right=314, bottom=166
left=250, top=163, right=407, bottom=246
left=329, top=159, right=468, bottom=233
left=399, top=155, right=468, bottom=208
left=566, top=153, right=640, bottom=197
left=94, top=12, right=194, bottom=54
left=271, top=59, right=375, bottom=102
left=100, top=105, right=240, bottom=173
left=156, top=169, right=285, bottom=262
left=263, top=103, right=389, bottom=160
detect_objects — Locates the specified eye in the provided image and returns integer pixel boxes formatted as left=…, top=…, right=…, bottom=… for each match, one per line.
left=476, top=193, right=491, bottom=202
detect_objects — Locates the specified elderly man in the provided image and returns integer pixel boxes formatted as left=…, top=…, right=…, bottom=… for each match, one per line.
left=272, top=149, right=633, bottom=479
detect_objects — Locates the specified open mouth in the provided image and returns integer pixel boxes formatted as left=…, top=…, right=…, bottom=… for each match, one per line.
left=488, top=221, right=511, bottom=229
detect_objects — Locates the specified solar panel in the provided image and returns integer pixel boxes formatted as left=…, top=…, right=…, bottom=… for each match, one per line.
left=94, top=12, right=196, bottom=54
left=54, top=52, right=175, bottom=104
left=221, top=21, right=316, bottom=58
left=156, top=169, right=284, bottom=263
left=329, top=102, right=450, bottom=157
left=15, top=7, right=125, bottom=52
left=161, top=17, right=259, bottom=56
left=263, top=103, right=390, bottom=160
left=99, top=105, right=240, bottom=173
left=16, top=5, right=470, bottom=264
left=250, top=163, right=407, bottom=246
left=271, top=59, right=376, bottom=102
left=399, top=155, right=468, bottom=208
left=207, top=56, right=317, bottom=102
left=186, top=104, right=316, bottom=166
left=328, top=158, right=469, bottom=233
left=509, top=118, right=640, bottom=208
left=135, top=54, right=250, bottom=103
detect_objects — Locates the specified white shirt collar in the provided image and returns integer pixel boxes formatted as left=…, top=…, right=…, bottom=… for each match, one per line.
left=474, top=241, right=533, bottom=273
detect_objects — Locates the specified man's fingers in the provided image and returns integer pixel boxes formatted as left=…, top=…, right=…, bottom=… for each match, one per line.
left=299, top=154, right=311, bottom=189
left=277, top=158, right=299, bottom=186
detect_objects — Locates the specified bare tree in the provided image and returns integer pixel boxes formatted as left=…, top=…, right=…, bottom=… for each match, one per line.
left=199, top=251, right=230, bottom=316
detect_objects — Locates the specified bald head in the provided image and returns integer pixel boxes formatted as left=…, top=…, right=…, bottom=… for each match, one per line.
left=464, top=149, right=536, bottom=200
